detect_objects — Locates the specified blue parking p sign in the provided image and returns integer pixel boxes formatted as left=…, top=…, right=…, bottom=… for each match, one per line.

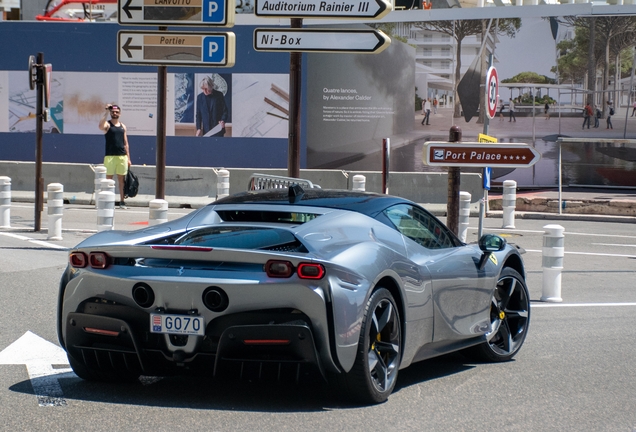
left=203, top=36, right=227, bottom=64
left=203, top=0, right=226, bottom=23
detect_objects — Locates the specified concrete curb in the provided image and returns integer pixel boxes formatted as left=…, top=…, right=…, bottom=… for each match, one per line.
left=487, top=210, right=636, bottom=224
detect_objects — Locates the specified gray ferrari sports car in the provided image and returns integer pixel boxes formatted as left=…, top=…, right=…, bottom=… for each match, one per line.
left=58, top=187, right=530, bottom=404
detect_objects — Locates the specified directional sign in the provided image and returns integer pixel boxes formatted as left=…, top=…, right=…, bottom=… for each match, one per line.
left=118, top=31, right=235, bottom=67
left=423, top=142, right=541, bottom=168
left=254, top=28, right=390, bottom=54
left=118, top=0, right=235, bottom=27
left=255, top=0, right=392, bottom=19
left=485, top=66, right=498, bottom=120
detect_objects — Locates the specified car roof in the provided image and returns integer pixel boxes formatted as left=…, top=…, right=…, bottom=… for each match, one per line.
left=213, top=189, right=413, bottom=218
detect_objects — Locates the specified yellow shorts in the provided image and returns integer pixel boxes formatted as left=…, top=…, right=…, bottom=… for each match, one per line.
left=104, top=155, right=128, bottom=176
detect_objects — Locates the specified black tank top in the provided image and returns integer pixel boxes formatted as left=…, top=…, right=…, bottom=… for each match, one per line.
left=105, top=121, right=126, bottom=156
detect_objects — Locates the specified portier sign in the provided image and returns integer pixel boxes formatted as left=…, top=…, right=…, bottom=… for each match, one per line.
left=117, top=31, right=236, bottom=67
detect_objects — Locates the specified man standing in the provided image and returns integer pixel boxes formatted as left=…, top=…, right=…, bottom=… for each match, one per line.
left=196, top=76, right=228, bottom=137
left=421, top=98, right=431, bottom=125
left=99, top=104, right=131, bottom=209
left=508, top=98, right=516, bottom=122
left=607, top=101, right=614, bottom=129
left=582, top=102, right=592, bottom=129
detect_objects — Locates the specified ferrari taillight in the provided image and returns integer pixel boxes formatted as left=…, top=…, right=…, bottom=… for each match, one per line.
left=298, top=263, right=325, bottom=280
left=89, top=252, right=110, bottom=269
left=69, top=252, right=87, bottom=268
left=265, top=260, right=294, bottom=278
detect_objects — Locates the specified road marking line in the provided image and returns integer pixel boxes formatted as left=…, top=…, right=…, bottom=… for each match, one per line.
left=524, top=249, right=636, bottom=258
left=28, top=364, right=72, bottom=407
left=0, top=232, right=68, bottom=250
left=532, top=302, right=636, bottom=308
left=592, top=243, right=636, bottom=248
left=480, top=227, right=636, bottom=240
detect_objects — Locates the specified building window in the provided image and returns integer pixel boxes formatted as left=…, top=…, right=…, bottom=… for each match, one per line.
left=423, top=48, right=432, bottom=57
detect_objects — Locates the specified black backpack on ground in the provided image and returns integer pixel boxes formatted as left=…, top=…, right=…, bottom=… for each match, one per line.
left=124, top=169, right=139, bottom=198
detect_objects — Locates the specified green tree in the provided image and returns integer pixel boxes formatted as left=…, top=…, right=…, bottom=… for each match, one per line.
left=502, top=72, right=556, bottom=84
left=556, top=17, right=636, bottom=108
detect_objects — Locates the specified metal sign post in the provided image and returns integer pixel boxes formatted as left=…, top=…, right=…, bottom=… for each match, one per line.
left=117, top=0, right=236, bottom=199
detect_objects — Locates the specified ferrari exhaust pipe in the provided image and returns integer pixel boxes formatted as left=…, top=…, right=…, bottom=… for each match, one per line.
left=132, top=283, right=155, bottom=308
left=203, top=286, right=229, bottom=312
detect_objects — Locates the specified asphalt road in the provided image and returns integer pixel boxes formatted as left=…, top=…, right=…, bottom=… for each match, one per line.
left=1, top=205, right=635, bottom=431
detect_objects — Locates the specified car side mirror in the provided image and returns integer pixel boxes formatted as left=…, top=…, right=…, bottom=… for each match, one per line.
left=477, top=234, right=506, bottom=270
left=479, top=234, right=506, bottom=253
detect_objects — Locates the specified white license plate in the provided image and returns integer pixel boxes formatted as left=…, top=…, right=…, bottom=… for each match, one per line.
left=150, top=313, right=205, bottom=336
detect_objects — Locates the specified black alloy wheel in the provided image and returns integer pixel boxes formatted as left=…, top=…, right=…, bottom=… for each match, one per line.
left=471, top=267, right=530, bottom=362
left=342, top=288, right=401, bottom=404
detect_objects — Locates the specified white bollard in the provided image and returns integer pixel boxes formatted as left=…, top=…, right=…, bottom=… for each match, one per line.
left=502, top=180, right=517, bottom=229
left=149, top=199, right=168, bottom=226
left=217, top=170, right=230, bottom=199
left=97, top=178, right=116, bottom=209
left=47, top=183, right=64, bottom=240
left=93, top=165, right=107, bottom=207
left=0, top=176, right=10, bottom=228
left=352, top=175, right=366, bottom=191
left=96, top=191, right=115, bottom=231
left=541, top=224, right=565, bottom=302
left=458, top=191, right=471, bottom=243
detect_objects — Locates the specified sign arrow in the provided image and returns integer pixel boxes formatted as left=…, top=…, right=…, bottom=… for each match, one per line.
left=423, top=142, right=541, bottom=168
left=254, top=28, right=391, bottom=54
left=0, top=331, right=73, bottom=407
left=122, top=0, right=141, bottom=19
left=118, top=0, right=235, bottom=27
left=255, top=0, right=392, bottom=19
left=122, top=37, right=142, bottom=58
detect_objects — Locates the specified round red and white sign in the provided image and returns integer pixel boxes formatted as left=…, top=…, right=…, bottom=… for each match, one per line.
left=486, top=66, right=499, bottom=120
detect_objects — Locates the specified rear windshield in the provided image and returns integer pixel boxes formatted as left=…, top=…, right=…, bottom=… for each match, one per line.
left=216, top=210, right=319, bottom=224
left=176, top=227, right=307, bottom=252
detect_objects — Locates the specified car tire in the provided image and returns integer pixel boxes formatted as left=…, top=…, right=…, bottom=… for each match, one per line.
left=68, top=353, right=140, bottom=383
left=467, top=267, right=530, bottom=362
left=341, top=288, right=401, bottom=404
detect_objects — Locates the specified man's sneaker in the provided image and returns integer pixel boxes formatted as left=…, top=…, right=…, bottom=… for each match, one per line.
left=119, top=201, right=128, bottom=209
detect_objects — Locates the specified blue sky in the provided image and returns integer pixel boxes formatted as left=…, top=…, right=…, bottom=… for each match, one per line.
left=495, top=17, right=558, bottom=81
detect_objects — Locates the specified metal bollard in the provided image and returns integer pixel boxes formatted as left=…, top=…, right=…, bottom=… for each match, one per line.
left=216, top=169, right=230, bottom=199
left=96, top=191, right=115, bottom=231
left=93, top=165, right=107, bottom=207
left=458, top=191, right=471, bottom=243
left=502, top=180, right=517, bottom=229
left=47, top=183, right=64, bottom=240
left=541, top=224, right=565, bottom=302
left=352, top=175, right=366, bottom=191
left=149, top=199, right=168, bottom=226
left=0, top=176, right=10, bottom=228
